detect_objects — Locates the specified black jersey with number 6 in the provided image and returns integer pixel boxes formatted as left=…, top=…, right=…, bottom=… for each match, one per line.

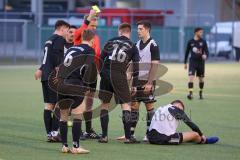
left=54, top=44, right=97, bottom=109
left=59, top=44, right=96, bottom=83
left=100, top=36, right=140, bottom=78
left=40, top=34, right=66, bottom=81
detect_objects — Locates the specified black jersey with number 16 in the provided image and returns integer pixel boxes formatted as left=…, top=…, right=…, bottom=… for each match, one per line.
left=100, top=36, right=140, bottom=77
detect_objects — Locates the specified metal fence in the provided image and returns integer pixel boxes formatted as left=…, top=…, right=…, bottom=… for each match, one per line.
left=0, top=12, right=220, bottom=65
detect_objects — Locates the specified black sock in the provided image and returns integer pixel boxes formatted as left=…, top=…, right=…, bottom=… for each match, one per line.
left=122, top=110, right=131, bottom=139
left=43, top=109, right=52, bottom=135
left=130, top=109, right=139, bottom=136
left=199, top=82, right=204, bottom=90
left=188, top=82, right=194, bottom=95
left=199, top=82, right=204, bottom=97
left=59, top=121, right=68, bottom=146
left=146, top=109, right=155, bottom=135
left=100, top=109, right=109, bottom=138
left=52, top=107, right=60, bottom=132
left=84, top=111, right=92, bottom=133
left=72, top=119, right=82, bottom=148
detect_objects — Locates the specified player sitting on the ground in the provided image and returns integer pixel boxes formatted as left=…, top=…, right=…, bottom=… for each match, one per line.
left=148, top=100, right=219, bottom=145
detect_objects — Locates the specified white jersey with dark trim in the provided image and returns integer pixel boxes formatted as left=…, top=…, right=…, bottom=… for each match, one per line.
left=149, top=104, right=179, bottom=136
left=149, top=104, right=203, bottom=136
left=136, top=38, right=160, bottom=80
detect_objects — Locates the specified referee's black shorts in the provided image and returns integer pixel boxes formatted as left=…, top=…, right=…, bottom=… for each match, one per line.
left=99, top=73, right=131, bottom=104
left=188, top=61, right=205, bottom=77
left=147, top=129, right=183, bottom=145
left=41, top=81, right=57, bottom=104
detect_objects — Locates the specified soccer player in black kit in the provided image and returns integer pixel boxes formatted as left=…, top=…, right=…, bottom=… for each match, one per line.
left=117, top=20, right=160, bottom=142
left=34, top=20, right=70, bottom=142
left=64, top=25, right=77, bottom=55
left=184, top=28, right=209, bottom=100
left=53, top=29, right=97, bottom=154
left=98, top=23, right=140, bottom=143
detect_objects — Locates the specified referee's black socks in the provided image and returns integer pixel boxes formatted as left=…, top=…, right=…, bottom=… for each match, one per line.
left=84, top=111, right=93, bottom=133
left=100, top=109, right=109, bottom=138
left=122, top=110, right=131, bottom=139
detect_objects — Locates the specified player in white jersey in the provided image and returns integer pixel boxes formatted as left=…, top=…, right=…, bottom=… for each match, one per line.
left=117, top=20, right=160, bottom=142
left=148, top=100, right=219, bottom=145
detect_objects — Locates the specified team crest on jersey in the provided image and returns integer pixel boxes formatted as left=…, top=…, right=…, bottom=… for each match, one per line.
left=152, top=40, right=158, bottom=47
left=199, top=42, right=203, bottom=46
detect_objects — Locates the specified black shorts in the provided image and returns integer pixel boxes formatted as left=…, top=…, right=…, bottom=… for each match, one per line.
left=57, top=79, right=86, bottom=109
left=132, top=80, right=156, bottom=103
left=84, top=77, right=97, bottom=92
left=41, top=81, right=57, bottom=104
left=57, top=94, right=84, bottom=109
left=189, top=61, right=205, bottom=77
left=99, top=74, right=131, bottom=104
left=147, top=129, right=183, bottom=145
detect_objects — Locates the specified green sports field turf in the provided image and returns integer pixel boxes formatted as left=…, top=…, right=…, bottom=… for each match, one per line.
left=0, top=63, right=239, bottom=160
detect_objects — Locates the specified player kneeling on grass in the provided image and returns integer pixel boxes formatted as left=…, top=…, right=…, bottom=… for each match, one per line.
left=51, top=29, right=97, bottom=154
left=147, top=100, right=219, bottom=145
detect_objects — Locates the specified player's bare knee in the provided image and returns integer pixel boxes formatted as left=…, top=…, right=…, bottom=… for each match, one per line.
left=121, top=103, right=131, bottom=111
left=131, top=102, right=140, bottom=110
left=60, top=109, right=69, bottom=121
left=189, top=76, right=194, bottom=82
left=72, top=105, right=85, bottom=114
left=145, top=103, right=154, bottom=111
left=86, top=91, right=95, bottom=98
left=71, top=112, right=83, bottom=120
left=44, top=103, right=55, bottom=110
left=192, top=132, right=201, bottom=141
left=85, top=98, right=94, bottom=111
left=101, top=103, right=109, bottom=110
left=199, top=77, right=204, bottom=82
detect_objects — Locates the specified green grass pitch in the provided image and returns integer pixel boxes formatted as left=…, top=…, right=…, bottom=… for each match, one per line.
left=0, top=63, right=239, bottom=160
